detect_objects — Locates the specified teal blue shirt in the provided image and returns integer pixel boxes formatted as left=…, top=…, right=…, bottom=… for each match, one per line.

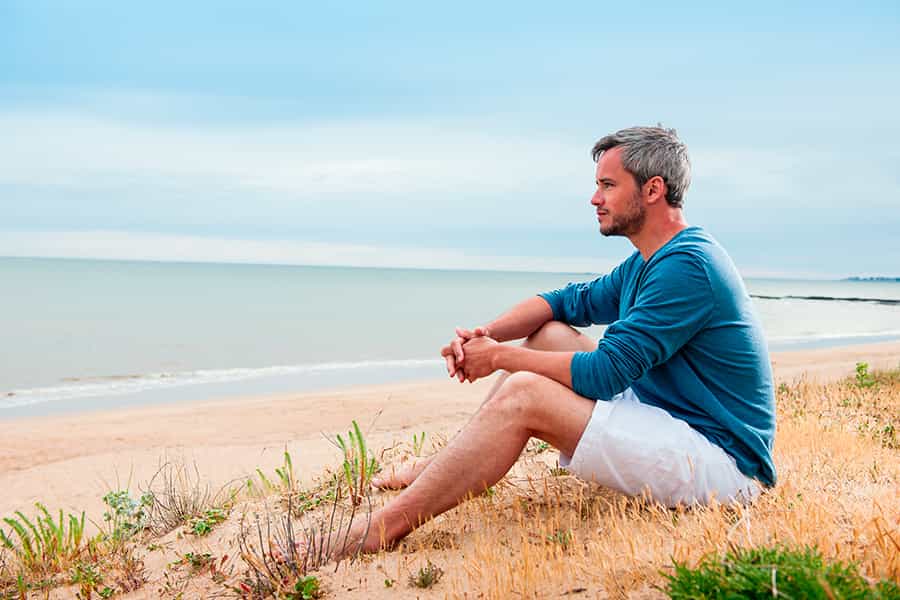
left=539, top=227, right=776, bottom=486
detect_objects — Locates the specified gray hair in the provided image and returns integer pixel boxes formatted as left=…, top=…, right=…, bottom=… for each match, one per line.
left=591, top=126, right=691, bottom=208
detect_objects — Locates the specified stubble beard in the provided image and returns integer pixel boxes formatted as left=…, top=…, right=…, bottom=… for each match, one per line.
left=600, top=191, right=646, bottom=237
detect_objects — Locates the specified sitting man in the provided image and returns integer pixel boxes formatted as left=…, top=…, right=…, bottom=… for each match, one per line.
left=351, top=125, right=776, bottom=555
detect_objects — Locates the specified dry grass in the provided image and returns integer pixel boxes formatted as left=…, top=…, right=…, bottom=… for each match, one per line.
left=231, top=486, right=369, bottom=598
left=305, top=367, right=900, bottom=598
left=144, top=458, right=239, bottom=536
left=409, top=368, right=899, bottom=598
left=5, top=367, right=898, bottom=598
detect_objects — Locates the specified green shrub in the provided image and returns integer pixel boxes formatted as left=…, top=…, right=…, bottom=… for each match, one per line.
left=546, top=529, right=572, bottom=551
left=408, top=561, right=443, bottom=589
left=856, top=361, right=877, bottom=388
left=71, top=560, right=113, bottom=599
left=101, top=491, right=153, bottom=543
left=249, top=449, right=298, bottom=495
left=291, top=575, right=320, bottom=599
left=334, top=420, right=379, bottom=507
left=664, top=545, right=900, bottom=599
left=188, top=508, right=227, bottom=536
left=0, top=503, right=86, bottom=575
left=411, top=432, right=427, bottom=457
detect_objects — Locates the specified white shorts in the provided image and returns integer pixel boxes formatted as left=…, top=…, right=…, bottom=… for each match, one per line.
left=560, top=388, right=761, bottom=507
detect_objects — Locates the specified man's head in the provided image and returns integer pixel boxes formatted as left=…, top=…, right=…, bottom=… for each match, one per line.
left=590, top=126, right=691, bottom=237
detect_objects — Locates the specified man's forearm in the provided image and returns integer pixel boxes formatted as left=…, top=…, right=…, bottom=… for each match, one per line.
left=492, top=345, right=575, bottom=390
left=485, top=296, right=555, bottom=343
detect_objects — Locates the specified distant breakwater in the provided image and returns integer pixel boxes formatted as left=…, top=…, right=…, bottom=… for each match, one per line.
left=751, top=294, right=900, bottom=306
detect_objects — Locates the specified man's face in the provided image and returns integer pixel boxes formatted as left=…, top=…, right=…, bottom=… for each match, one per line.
left=590, top=146, right=645, bottom=237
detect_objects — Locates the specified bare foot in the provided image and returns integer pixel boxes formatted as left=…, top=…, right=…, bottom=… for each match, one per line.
left=278, top=514, right=394, bottom=565
left=372, top=456, right=434, bottom=490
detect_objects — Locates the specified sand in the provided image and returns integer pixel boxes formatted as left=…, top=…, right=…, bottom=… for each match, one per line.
left=2, top=340, right=898, bottom=526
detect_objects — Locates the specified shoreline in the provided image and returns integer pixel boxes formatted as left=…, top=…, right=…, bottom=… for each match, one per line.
left=2, top=339, right=899, bottom=529
left=5, top=333, right=900, bottom=421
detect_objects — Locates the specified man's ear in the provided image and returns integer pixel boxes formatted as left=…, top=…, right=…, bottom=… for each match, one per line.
left=644, top=175, right=667, bottom=205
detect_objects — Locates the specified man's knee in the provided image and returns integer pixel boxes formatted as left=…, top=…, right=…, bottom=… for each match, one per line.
left=525, top=321, right=592, bottom=352
left=483, top=372, right=543, bottom=420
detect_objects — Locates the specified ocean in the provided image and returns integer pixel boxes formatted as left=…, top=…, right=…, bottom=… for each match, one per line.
left=2, top=256, right=899, bottom=418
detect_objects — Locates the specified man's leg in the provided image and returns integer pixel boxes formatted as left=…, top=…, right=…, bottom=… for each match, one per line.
left=349, top=324, right=599, bottom=554
left=373, top=321, right=597, bottom=489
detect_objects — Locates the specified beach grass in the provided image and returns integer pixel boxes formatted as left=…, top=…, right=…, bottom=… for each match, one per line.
left=1, top=365, right=899, bottom=598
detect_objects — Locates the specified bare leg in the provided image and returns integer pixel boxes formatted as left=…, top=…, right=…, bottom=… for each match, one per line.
left=373, top=322, right=596, bottom=490
left=343, top=367, right=599, bottom=556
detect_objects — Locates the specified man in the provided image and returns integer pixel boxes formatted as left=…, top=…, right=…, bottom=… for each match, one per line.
left=348, top=126, right=776, bottom=555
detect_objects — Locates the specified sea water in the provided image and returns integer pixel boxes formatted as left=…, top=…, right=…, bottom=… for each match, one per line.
left=1, top=257, right=898, bottom=418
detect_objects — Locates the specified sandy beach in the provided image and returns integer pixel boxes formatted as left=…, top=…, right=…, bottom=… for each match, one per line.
left=2, top=340, right=900, bottom=599
left=3, top=340, right=899, bottom=526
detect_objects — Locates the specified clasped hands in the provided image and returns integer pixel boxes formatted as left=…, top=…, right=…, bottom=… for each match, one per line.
left=440, top=326, right=500, bottom=383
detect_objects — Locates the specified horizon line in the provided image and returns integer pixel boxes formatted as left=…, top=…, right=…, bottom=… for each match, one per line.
left=0, top=253, right=863, bottom=282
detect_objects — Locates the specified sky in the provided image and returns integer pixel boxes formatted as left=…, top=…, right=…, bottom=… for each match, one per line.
left=1, top=1, right=898, bottom=277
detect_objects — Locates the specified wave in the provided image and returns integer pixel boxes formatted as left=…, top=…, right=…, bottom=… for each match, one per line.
left=751, top=294, right=900, bottom=305
left=767, top=329, right=900, bottom=344
left=1, top=358, right=442, bottom=410
left=6, top=327, right=900, bottom=411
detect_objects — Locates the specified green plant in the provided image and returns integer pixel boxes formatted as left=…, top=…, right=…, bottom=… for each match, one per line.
left=549, top=465, right=568, bottom=477
left=880, top=423, right=897, bottom=448
left=101, top=490, right=153, bottom=542
left=176, top=552, right=214, bottom=575
left=70, top=561, right=108, bottom=599
left=384, top=577, right=395, bottom=588
left=188, top=508, right=227, bottom=536
left=334, top=420, right=379, bottom=507
left=283, top=486, right=336, bottom=518
left=856, top=361, right=877, bottom=388
left=546, top=529, right=572, bottom=551
left=291, top=575, right=320, bottom=599
left=664, top=545, right=900, bottom=599
left=250, top=449, right=298, bottom=495
left=408, top=561, right=443, bottom=589
left=0, top=503, right=86, bottom=575
left=411, top=432, right=427, bottom=457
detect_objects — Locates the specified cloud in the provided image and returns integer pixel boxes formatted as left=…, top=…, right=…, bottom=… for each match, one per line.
left=0, top=112, right=584, bottom=198
left=690, top=145, right=900, bottom=210
left=0, top=230, right=616, bottom=274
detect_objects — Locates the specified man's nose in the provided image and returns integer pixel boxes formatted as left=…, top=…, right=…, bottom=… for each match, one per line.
left=591, top=190, right=604, bottom=206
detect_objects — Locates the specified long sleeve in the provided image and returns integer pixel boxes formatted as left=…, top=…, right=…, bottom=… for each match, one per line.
left=570, top=253, right=715, bottom=400
left=537, top=255, right=632, bottom=327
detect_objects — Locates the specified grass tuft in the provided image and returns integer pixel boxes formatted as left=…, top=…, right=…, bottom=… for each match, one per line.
left=408, top=560, right=444, bottom=589
left=248, top=449, right=299, bottom=497
left=664, top=545, right=900, bottom=599
left=229, top=484, right=367, bottom=598
left=0, top=503, right=86, bottom=578
left=144, top=459, right=237, bottom=535
left=332, top=420, right=380, bottom=507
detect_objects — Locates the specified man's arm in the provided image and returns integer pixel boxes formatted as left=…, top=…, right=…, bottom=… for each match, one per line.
left=462, top=253, right=715, bottom=395
left=446, top=259, right=628, bottom=380
left=457, top=336, right=575, bottom=388
left=443, top=296, right=553, bottom=380
left=494, top=345, right=575, bottom=388
left=483, top=296, right=554, bottom=342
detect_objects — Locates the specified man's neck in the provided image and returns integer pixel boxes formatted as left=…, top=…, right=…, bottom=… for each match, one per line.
left=630, top=213, right=691, bottom=261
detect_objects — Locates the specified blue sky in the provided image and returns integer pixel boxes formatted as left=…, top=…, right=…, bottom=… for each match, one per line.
left=1, top=1, right=898, bottom=277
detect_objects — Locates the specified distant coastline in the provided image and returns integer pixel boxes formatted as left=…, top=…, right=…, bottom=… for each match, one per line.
left=843, top=276, right=900, bottom=282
